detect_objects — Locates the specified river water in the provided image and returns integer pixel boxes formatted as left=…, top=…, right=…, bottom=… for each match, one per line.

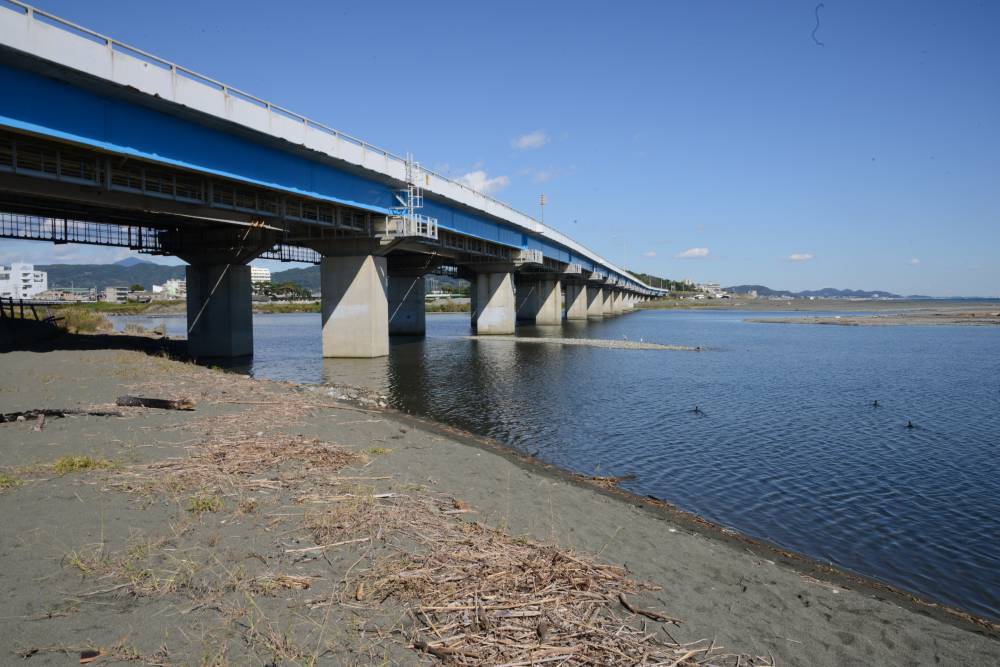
left=112, top=309, right=1000, bottom=620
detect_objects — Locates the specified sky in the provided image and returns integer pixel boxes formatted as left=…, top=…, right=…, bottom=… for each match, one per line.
left=2, top=0, right=998, bottom=296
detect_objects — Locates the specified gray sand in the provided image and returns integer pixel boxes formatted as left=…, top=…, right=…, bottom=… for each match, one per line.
left=1, top=348, right=998, bottom=665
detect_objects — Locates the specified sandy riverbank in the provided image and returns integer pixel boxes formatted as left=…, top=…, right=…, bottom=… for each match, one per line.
left=748, top=310, right=1000, bottom=326
left=1, top=338, right=998, bottom=665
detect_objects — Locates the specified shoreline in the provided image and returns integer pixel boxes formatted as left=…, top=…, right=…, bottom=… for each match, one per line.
left=1, top=336, right=998, bottom=664
left=346, top=391, right=1000, bottom=638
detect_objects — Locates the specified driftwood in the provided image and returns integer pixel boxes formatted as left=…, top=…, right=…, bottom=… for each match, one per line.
left=115, top=395, right=195, bottom=411
left=0, top=408, right=122, bottom=423
left=618, top=592, right=682, bottom=625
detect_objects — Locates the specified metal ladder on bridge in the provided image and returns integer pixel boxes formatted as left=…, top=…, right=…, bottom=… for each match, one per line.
left=383, top=155, right=438, bottom=242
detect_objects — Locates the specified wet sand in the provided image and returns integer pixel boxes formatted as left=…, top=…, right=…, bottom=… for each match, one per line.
left=1, top=341, right=998, bottom=665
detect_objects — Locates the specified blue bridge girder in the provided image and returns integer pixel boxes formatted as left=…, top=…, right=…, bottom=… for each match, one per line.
left=0, top=1, right=663, bottom=296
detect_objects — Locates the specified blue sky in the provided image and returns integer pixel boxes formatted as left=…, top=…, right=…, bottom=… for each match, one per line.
left=3, top=0, right=998, bottom=296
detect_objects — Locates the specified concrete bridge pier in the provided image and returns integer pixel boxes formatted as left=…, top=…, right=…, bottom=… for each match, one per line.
left=515, top=275, right=563, bottom=325
left=164, top=228, right=275, bottom=358
left=565, top=283, right=588, bottom=320
left=185, top=263, right=254, bottom=358
left=602, top=288, right=616, bottom=316
left=611, top=290, right=624, bottom=315
left=470, top=265, right=516, bottom=334
left=514, top=276, right=538, bottom=323
left=587, top=284, right=605, bottom=319
left=387, top=255, right=434, bottom=337
left=318, top=253, right=389, bottom=358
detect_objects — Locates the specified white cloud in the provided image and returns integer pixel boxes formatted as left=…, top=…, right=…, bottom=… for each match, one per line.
left=532, top=168, right=556, bottom=183
left=908, top=257, right=921, bottom=265
left=788, top=252, right=814, bottom=262
left=455, top=170, right=510, bottom=194
left=675, top=247, right=710, bottom=259
left=512, top=130, right=550, bottom=150
left=642, top=250, right=656, bottom=258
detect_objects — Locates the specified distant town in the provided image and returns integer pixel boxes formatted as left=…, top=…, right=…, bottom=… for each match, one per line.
left=1, top=258, right=938, bottom=306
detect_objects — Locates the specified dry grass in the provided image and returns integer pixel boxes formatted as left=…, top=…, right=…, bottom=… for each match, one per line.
left=59, top=359, right=775, bottom=665
left=56, top=307, right=113, bottom=334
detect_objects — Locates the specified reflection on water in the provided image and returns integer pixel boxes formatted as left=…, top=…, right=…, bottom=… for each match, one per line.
left=111, top=309, right=1000, bottom=620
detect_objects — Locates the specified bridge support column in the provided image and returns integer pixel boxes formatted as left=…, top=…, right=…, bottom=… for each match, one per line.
left=185, top=263, right=253, bottom=358
left=165, top=227, right=275, bottom=359
left=320, top=255, right=389, bottom=358
left=566, top=283, right=588, bottom=320
left=611, top=290, right=623, bottom=315
left=534, top=278, right=563, bottom=325
left=388, top=274, right=426, bottom=336
left=602, top=288, right=616, bottom=316
left=515, top=276, right=562, bottom=325
left=587, top=285, right=604, bottom=319
left=515, top=277, right=539, bottom=323
left=472, top=270, right=515, bottom=334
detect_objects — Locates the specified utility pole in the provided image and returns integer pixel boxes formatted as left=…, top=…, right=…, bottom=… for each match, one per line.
left=539, top=194, right=546, bottom=225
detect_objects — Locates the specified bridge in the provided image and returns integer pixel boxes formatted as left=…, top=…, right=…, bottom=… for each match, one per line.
left=0, top=1, right=664, bottom=358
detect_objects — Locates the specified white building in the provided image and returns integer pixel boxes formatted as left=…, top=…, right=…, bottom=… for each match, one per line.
left=250, top=266, right=271, bottom=284
left=0, top=263, right=48, bottom=299
left=696, top=282, right=724, bottom=297
left=152, top=278, right=186, bottom=298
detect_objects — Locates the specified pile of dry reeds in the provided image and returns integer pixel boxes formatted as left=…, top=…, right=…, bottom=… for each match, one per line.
left=356, top=505, right=770, bottom=666
left=99, top=368, right=776, bottom=665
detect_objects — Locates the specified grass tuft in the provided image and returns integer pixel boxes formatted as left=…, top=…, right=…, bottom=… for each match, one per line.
left=0, top=472, right=22, bottom=490
left=51, top=456, right=116, bottom=475
left=188, top=494, right=224, bottom=514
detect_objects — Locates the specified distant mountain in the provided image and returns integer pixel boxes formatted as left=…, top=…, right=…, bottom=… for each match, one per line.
left=723, top=284, right=795, bottom=298
left=271, top=266, right=320, bottom=290
left=40, top=263, right=184, bottom=290
left=114, top=257, right=157, bottom=267
left=40, top=261, right=466, bottom=293
left=724, top=284, right=903, bottom=299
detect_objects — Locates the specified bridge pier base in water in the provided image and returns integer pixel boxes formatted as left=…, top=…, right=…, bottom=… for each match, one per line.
left=515, top=276, right=562, bottom=325
left=320, top=255, right=389, bottom=358
left=565, top=283, right=588, bottom=320
left=471, top=269, right=515, bottom=334
left=388, top=273, right=426, bottom=336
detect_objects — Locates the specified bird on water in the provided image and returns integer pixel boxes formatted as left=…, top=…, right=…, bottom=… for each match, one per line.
left=873, top=400, right=880, bottom=407
left=906, top=420, right=915, bottom=429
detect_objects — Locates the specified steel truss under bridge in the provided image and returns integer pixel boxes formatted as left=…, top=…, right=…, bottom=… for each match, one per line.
left=0, top=212, right=320, bottom=263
